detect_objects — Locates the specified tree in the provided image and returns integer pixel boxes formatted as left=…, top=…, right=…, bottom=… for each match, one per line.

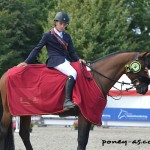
left=0, top=9, right=21, bottom=75
left=38, top=0, right=138, bottom=63
left=126, top=0, right=150, bottom=51
left=0, top=0, right=55, bottom=75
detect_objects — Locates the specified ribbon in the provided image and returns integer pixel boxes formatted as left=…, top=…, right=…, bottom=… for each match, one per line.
left=50, top=28, right=68, bottom=50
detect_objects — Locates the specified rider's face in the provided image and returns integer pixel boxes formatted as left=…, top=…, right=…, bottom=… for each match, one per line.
left=55, top=21, right=68, bottom=32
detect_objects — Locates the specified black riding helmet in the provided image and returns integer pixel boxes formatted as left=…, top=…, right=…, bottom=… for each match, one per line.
left=54, top=12, right=70, bottom=24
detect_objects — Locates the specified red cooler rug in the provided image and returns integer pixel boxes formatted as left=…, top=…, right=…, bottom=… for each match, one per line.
left=6, top=62, right=107, bottom=125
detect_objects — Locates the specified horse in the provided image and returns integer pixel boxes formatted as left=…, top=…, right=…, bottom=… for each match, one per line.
left=0, top=51, right=150, bottom=150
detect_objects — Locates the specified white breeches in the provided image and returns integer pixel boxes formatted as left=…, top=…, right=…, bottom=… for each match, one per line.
left=54, top=59, right=77, bottom=80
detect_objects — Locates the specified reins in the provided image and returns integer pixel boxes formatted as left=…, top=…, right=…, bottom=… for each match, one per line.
left=80, top=52, right=149, bottom=100
left=81, top=62, right=133, bottom=85
left=80, top=62, right=134, bottom=100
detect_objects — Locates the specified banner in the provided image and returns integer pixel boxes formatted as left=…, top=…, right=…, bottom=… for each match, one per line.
left=102, top=108, right=150, bottom=122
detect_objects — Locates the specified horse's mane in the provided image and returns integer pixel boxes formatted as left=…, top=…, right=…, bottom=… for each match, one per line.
left=91, top=50, right=135, bottom=64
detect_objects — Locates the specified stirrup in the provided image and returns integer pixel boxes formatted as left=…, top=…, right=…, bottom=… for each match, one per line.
left=63, top=101, right=75, bottom=110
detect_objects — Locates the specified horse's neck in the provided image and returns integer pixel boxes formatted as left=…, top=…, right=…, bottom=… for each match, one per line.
left=92, top=53, right=136, bottom=95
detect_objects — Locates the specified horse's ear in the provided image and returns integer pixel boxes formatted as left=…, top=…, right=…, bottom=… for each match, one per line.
left=146, top=52, right=150, bottom=69
left=139, top=52, right=150, bottom=69
left=147, top=52, right=150, bottom=58
left=140, top=52, right=150, bottom=58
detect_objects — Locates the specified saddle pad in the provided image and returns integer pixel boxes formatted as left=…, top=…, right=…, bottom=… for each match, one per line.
left=6, top=62, right=107, bottom=125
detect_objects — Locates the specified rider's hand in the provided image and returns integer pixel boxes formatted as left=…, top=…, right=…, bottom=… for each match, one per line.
left=17, top=62, right=28, bottom=67
left=79, top=59, right=86, bottom=64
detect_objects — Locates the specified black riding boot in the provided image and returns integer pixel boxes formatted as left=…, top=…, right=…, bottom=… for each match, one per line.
left=0, top=122, right=7, bottom=150
left=63, top=75, right=75, bottom=110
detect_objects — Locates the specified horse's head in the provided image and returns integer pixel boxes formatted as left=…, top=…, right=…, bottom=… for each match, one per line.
left=125, top=52, right=150, bottom=95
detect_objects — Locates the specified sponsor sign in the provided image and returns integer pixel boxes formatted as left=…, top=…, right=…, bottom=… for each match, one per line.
left=102, top=108, right=150, bottom=122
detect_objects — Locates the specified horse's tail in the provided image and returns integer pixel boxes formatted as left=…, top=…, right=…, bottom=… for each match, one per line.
left=0, top=77, right=15, bottom=150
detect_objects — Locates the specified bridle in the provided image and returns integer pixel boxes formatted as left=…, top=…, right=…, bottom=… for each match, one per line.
left=80, top=52, right=150, bottom=100
left=125, top=52, right=150, bottom=87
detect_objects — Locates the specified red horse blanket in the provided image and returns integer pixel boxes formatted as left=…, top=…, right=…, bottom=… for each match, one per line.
left=6, top=62, right=107, bottom=125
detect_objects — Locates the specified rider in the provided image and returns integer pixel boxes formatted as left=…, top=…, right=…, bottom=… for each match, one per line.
left=17, top=12, right=86, bottom=110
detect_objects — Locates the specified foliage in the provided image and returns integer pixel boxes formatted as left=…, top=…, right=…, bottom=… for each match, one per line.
left=126, top=0, right=150, bottom=51
left=73, top=120, right=94, bottom=130
left=0, top=0, right=55, bottom=75
left=0, top=9, right=22, bottom=74
left=73, top=120, right=78, bottom=130
left=38, top=0, right=140, bottom=63
left=0, top=0, right=150, bottom=72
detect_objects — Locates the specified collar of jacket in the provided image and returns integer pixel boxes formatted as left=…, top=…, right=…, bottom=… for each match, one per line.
left=54, top=27, right=63, bottom=38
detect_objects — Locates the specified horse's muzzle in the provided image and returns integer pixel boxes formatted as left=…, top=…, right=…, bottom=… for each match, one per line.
left=136, top=84, right=148, bottom=95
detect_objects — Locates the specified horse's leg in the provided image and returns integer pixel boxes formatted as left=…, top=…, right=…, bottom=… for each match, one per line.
left=0, top=122, right=8, bottom=150
left=77, top=113, right=91, bottom=150
left=19, top=116, right=33, bottom=150
left=0, top=106, right=12, bottom=150
left=0, top=74, right=12, bottom=150
left=4, top=121, right=15, bottom=150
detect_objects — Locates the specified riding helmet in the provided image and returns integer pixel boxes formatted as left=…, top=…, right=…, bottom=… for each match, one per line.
left=54, top=12, right=70, bottom=24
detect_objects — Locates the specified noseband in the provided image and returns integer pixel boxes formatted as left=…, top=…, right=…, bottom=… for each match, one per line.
left=132, top=76, right=150, bottom=86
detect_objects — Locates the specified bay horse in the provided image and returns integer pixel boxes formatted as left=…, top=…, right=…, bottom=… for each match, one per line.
left=0, top=51, right=150, bottom=150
